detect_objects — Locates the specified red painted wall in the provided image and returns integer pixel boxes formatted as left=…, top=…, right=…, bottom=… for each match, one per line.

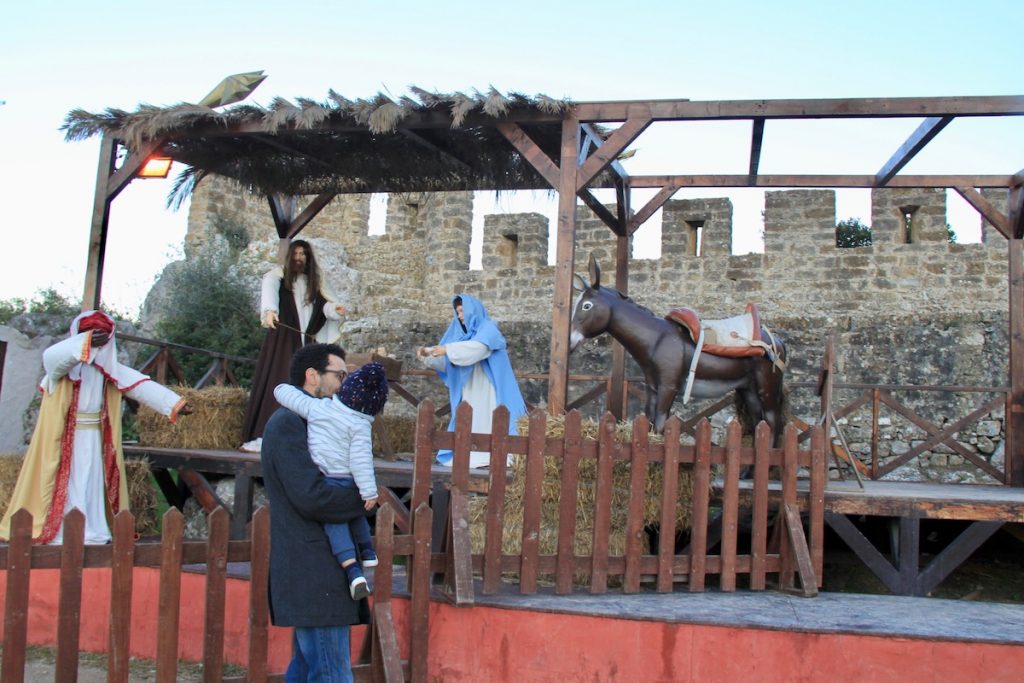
left=3, top=569, right=1023, bottom=682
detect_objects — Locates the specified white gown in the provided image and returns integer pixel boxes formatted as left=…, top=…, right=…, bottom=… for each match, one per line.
left=422, top=340, right=504, bottom=468
left=260, top=268, right=343, bottom=344
left=44, top=334, right=182, bottom=544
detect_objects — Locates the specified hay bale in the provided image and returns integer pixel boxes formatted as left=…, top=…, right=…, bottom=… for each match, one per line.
left=373, top=413, right=417, bottom=456
left=0, top=453, right=158, bottom=536
left=469, top=415, right=699, bottom=582
left=136, top=386, right=247, bottom=449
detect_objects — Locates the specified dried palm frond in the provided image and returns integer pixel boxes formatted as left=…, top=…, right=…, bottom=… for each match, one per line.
left=449, top=92, right=477, bottom=128
left=368, top=100, right=408, bottom=134
left=263, top=97, right=303, bottom=133
left=481, top=87, right=510, bottom=118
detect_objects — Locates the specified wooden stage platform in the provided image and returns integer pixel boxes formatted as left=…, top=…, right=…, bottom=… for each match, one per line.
left=728, top=478, right=1024, bottom=596
left=126, top=445, right=1024, bottom=597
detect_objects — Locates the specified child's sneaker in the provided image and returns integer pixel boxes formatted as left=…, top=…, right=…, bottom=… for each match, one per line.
left=360, top=548, right=379, bottom=568
left=345, top=563, right=371, bottom=600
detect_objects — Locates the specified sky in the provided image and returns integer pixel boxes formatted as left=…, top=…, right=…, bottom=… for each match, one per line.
left=1, top=1, right=1021, bottom=315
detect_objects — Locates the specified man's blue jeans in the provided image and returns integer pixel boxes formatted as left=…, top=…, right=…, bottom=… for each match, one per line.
left=285, top=625, right=353, bottom=683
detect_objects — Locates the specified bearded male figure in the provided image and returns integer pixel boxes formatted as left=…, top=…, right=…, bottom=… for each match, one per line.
left=0, top=310, right=191, bottom=544
left=242, top=240, right=348, bottom=445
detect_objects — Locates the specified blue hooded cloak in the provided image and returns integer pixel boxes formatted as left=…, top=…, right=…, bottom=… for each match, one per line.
left=434, top=294, right=526, bottom=464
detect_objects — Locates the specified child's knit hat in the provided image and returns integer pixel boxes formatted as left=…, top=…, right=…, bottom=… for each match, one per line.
left=337, top=362, right=389, bottom=416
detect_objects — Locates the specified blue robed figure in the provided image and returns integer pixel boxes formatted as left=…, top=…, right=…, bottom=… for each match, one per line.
left=417, top=294, right=527, bottom=467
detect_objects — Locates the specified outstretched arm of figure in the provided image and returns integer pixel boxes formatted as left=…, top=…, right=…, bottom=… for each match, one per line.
left=273, top=383, right=320, bottom=419
left=443, top=340, right=491, bottom=366
left=260, top=268, right=283, bottom=327
left=127, top=380, right=190, bottom=422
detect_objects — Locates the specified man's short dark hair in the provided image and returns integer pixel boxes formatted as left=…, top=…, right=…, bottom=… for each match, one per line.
left=288, top=343, right=346, bottom=387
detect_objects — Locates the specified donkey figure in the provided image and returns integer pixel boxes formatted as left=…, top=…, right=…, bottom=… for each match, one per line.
left=569, top=255, right=787, bottom=441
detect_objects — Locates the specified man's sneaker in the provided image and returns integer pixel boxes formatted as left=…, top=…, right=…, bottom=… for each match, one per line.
left=360, top=548, right=379, bottom=568
left=345, top=564, right=371, bottom=600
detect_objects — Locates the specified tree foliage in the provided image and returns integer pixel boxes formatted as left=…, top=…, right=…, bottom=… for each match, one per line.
left=836, top=218, right=872, bottom=248
left=153, top=253, right=263, bottom=387
left=0, top=288, right=81, bottom=325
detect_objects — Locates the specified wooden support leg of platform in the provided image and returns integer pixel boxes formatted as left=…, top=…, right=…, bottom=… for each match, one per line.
left=826, top=513, right=1004, bottom=596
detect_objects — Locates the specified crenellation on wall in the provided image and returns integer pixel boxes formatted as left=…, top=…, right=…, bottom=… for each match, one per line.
left=662, top=198, right=733, bottom=257
left=764, top=190, right=836, bottom=256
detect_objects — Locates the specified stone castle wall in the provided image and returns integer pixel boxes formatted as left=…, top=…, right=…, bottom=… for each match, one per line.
left=171, top=177, right=1012, bottom=482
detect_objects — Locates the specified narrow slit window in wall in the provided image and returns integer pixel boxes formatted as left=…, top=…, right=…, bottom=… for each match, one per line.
left=900, top=205, right=919, bottom=244
left=687, top=220, right=705, bottom=256
left=499, top=233, right=519, bottom=269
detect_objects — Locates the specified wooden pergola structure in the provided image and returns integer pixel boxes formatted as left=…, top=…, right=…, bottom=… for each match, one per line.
left=68, top=91, right=1024, bottom=482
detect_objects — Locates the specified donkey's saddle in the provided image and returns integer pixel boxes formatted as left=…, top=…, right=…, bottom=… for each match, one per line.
left=666, top=303, right=769, bottom=358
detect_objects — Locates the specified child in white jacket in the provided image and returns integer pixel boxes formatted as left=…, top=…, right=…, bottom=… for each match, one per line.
left=274, top=362, right=388, bottom=599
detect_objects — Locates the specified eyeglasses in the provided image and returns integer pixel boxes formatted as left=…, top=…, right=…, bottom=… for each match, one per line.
left=322, top=368, right=348, bottom=380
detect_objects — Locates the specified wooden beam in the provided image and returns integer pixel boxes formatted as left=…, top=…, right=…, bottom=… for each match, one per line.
left=578, top=188, right=624, bottom=235
left=547, top=118, right=580, bottom=415
left=105, top=139, right=163, bottom=199
left=748, top=118, right=765, bottom=185
left=953, top=186, right=1011, bottom=240
left=576, top=116, right=651, bottom=191
left=627, top=182, right=682, bottom=234
left=614, top=175, right=630, bottom=229
left=875, top=116, right=953, bottom=186
left=267, top=194, right=296, bottom=238
left=1010, top=183, right=1024, bottom=239
left=286, top=193, right=337, bottom=239
left=495, top=121, right=560, bottom=188
left=82, top=135, right=118, bottom=310
left=581, top=123, right=630, bottom=180
left=573, top=95, right=1024, bottom=122
left=627, top=174, right=1014, bottom=189
left=608, top=235, right=630, bottom=418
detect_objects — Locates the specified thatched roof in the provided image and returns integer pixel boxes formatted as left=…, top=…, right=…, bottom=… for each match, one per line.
left=62, top=87, right=588, bottom=205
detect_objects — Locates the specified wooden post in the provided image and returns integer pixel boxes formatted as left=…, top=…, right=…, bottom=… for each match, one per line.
left=1009, top=236, right=1024, bottom=486
left=608, top=234, right=630, bottom=418
left=546, top=116, right=580, bottom=415
left=81, top=135, right=118, bottom=310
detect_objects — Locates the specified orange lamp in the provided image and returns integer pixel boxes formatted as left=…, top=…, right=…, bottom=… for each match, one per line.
left=138, top=156, right=173, bottom=179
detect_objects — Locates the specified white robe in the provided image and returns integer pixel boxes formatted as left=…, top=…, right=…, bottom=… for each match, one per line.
left=44, top=334, right=182, bottom=544
left=422, top=340, right=505, bottom=468
left=260, top=268, right=342, bottom=344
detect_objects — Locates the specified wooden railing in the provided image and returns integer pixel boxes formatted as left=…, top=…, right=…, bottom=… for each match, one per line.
left=0, top=503, right=433, bottom=683
left=119, top=333, right=255, bottom=389
left=411, top=401, right=827, bottom=602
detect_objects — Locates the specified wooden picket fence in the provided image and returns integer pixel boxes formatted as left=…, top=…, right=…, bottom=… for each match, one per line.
left=0, top=503, right=433, bottom=683
left=413, top=401, right=827, bottom=604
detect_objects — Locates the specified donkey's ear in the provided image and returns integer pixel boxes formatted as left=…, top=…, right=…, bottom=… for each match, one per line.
left=573, top=273, right=588, bottom=292
left=587, top=253, right=601, bottom=289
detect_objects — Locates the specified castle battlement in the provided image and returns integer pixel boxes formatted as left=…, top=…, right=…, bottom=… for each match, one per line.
left=186, top=177, right=1008, bottom=326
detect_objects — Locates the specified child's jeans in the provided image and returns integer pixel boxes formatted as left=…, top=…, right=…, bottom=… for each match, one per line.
left=323, top=477, right=374, bottom=564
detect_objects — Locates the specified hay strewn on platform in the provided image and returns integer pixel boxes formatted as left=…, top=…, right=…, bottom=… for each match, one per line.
left=136, top=386, right=247, bottom=449
left=468, top=415, right=699, bottom=573
left=1, top=454, right=158, bottom=536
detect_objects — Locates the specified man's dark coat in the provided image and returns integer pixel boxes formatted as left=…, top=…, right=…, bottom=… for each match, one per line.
left=261, top=406, right=370, bottom=627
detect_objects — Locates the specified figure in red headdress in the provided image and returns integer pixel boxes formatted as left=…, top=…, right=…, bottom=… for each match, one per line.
left=0, top=310, right=192, bottom=544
